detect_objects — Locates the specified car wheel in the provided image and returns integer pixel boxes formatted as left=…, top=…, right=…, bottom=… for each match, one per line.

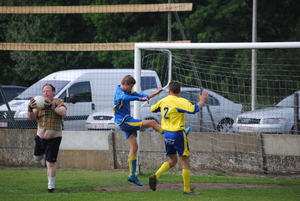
left=217, top=118, right=234, bottom=133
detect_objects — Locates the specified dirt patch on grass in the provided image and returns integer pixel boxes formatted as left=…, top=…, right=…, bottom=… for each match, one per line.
left=98, top=182, right=281, bottom=192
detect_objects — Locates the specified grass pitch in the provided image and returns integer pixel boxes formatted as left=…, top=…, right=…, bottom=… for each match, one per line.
left=0, top=167, right=299, bottom=201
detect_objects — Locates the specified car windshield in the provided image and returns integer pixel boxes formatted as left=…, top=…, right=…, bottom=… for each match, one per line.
left=276, top=93, right=300, bottom=107
left=14, top=80, right=69, bottom=100
left=0, top=87, right=26, bottom=103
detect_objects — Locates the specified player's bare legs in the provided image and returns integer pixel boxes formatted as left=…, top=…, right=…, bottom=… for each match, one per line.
left=141, top=120, right=163, bottom=133
left=46, top=161, right=57, bottom=192
left=180, top=155, right=190, bottom=167
left=46, top=161, right=57, bottom=177
left=127, top=135, right=138, bottom=157
left=168, top=154, right=178, bottom=167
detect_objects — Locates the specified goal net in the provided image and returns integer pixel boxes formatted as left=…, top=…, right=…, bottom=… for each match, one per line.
left=134, top=42, right=300, bottom=174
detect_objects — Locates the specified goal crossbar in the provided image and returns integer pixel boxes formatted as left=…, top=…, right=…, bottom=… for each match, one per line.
left=135, top=42, right=300, bottom=50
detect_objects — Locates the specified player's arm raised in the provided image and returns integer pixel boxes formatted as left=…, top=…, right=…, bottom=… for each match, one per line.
left=148, top=88, right=165, bottom=99
left=197, top=90, right=209, bottom=108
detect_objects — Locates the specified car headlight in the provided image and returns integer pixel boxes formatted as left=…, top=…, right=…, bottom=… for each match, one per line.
left=261, top=118, right=286, bottom=124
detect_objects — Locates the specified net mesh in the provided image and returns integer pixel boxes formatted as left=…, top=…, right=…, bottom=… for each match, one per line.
left=137, top=47, right=300, bottom=174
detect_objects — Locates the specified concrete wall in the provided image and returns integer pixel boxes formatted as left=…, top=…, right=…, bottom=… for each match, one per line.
left=0, top=129, right=299, bottom=174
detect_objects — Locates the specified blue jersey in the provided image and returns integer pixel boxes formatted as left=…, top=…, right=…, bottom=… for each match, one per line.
left=150, top=95, right=200, bottom=131
left=113, top=85, right=149, bottom=125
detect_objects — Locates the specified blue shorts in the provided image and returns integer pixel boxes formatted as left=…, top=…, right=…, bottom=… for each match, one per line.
left=119, top=116, right=143, bottom=140
left=164, top=130, right=190, bottom=157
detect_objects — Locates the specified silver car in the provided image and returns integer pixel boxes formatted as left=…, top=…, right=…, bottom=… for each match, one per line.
left=232, top=91, right=300, bottom=134
left=85, top=87, right=244, bottom=133
left=142, top=88, right=244, bottom=132
left=85, top=108, right=119, bottom=131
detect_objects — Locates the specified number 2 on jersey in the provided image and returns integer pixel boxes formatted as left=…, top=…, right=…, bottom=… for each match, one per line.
left=163, top=107, right=169, bottom=119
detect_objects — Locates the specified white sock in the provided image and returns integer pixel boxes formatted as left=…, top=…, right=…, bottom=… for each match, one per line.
left=48, top=177, right=56, bottom=189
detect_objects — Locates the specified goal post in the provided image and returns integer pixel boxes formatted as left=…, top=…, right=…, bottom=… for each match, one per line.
left=133, top=42, right=300, bottom=174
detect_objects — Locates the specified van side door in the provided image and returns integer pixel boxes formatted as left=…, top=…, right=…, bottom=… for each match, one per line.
left=59, top=81, right=94, bottom=130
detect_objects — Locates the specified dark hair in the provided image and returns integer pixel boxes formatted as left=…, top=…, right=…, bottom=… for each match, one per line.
left=169, top=81, right=181, bottom=94
left=42, top=83, right=56, bottom=92
left=121, top=75, right=136, bottom=85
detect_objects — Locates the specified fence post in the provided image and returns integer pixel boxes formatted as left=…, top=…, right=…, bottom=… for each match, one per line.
left=294, top=93, right=299, bottom=134
left=259, top=133, right=268, bottom=174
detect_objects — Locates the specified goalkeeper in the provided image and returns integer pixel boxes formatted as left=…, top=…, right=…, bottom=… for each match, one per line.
left=27, top=84, right=67, bottom=194
left=148, top=80, right=208, bottom=195
left=113, top=75, right=165, bottom=186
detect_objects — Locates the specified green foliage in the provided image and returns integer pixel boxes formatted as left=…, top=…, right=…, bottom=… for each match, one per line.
left=184, top=0, right=252, bottom=42
left=1, top=0, right=300, bottom=91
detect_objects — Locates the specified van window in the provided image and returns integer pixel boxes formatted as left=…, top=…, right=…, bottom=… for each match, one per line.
left=141, top=76, right=158, bottom=91
left=15, top=80, right=69, bottom=100
left=68, top=81, right=92, bottom=102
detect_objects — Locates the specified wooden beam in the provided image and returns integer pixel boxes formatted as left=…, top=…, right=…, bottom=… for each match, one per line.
left=0, top=41, right=190, bottom=51
left=0, top=4, right=192, bottom=14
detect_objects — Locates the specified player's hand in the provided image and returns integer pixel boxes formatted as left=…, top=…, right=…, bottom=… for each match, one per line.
left=28, top=98, right=36, bottom=112
left=44, top=98, right=52, bottom=109
left=149, top=88, right=165, bottom=99
left=29, top=98, right=37, bottom=108
left=198, top=90, right=209, bottom=107
left=139, top=97, right=150, bottom=103
left=155, top=88, right=165, bottom=94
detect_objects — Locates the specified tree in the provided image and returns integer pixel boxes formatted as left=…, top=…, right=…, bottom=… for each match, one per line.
left=1, top=0, right=300, bottom=88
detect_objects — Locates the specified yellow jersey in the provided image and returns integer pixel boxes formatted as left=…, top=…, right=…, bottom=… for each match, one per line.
left=150, top=95, right=199, bottom=132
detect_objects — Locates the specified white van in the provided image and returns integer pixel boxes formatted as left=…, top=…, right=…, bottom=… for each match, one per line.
left=0, top=69, right=162, bottom=130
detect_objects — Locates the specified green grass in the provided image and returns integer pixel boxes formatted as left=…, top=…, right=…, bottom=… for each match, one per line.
left=0, top=167, right=299, bottom=201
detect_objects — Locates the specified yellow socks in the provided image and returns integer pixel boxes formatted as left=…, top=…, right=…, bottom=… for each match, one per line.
left=128, top=156, right=137, bottom=177
left=155, top=162, right=170, bottom=179
left=182, top=167, right=191, bottom=192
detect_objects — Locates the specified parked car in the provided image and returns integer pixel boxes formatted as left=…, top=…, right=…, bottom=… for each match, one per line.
left=85, top=108, right=119, bottom=131
left=0, top=85, right=27, bottom=106
left=232, top=91, right=300, bottom=134
left=85, top=87, right=244, bottom=133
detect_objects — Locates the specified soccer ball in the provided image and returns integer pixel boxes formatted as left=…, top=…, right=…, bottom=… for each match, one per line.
left=34, top=96, right=45, bottom=110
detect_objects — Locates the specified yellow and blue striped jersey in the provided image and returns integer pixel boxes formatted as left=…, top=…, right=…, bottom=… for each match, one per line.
left=113, top=85, right=149, bottom=125
left=150, top=95, right=199, bottom=131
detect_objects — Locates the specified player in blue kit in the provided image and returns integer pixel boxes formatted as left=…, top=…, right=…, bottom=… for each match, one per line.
left=148, top=80, right=208, bottom=195
left=113, top=75, right=164, bottom=186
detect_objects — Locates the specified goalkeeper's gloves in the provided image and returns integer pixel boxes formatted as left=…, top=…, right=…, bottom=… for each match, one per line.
left=44, top=98, right=56, bottom=110
left=45, top=98, right=56, bottom=110
left=28, top=98, right=36, bottom=112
